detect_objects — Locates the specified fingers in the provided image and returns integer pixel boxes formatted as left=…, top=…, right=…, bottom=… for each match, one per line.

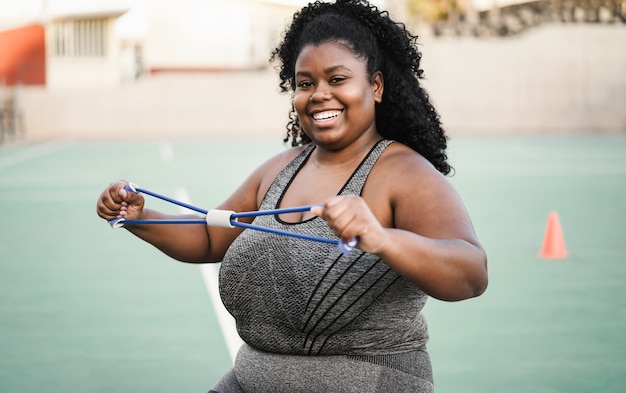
left=118, top=187, right=128, bottom=200
left=96, top=180, right=143, bottom=221
left=310, top=205, right=324, bottom=217
left=96, top=182, right=121, bottom=220
left=315, top=196, right=391, bottom=255
left=316, top=196, right=370, bottom=245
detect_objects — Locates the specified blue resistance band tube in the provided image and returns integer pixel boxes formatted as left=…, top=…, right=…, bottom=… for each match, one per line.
left=108, top=183, right=357, bottom=255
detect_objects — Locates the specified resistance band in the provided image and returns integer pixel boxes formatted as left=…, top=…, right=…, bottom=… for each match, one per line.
left=108, top=183, right=357, bottom=255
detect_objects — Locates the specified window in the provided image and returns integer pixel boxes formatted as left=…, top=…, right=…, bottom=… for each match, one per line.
left=52, top=18, right=108, bottom=57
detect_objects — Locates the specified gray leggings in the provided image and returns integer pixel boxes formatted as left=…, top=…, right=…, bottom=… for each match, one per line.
left=210, top=344, right=433, bottom=393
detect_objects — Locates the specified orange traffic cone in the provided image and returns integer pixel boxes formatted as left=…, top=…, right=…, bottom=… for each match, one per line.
left=538, top=211, right=568, bottom=259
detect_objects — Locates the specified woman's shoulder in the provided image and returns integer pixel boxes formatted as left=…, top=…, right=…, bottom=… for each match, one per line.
left=368, top=141, right=451, bottom=201
left=259, top=144, right=308, bottom=173
left=252, top=144, right=309, bottom=200
left=361, top=141, right=448, bottom=227
left=378, top=141, right=441, bottom=176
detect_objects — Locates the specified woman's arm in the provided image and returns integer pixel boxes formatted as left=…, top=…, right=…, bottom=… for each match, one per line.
left=312, top=146, right=488, bottom=301
left=95, top=148, right=302, bottom=263
left=96, top=181, right=237, bottom=263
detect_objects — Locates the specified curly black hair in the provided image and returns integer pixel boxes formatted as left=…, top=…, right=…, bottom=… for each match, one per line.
left=270, top=0, right=451, bottom=175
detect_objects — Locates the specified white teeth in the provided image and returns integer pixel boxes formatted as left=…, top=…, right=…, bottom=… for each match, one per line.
left=313, top=110, right=341, bottom=121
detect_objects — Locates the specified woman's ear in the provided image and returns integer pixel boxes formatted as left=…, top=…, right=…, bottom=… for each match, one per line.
left=372, top=71, right=384, bottom=103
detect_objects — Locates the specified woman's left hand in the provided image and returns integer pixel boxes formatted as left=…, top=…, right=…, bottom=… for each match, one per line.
left=311, top=195, right=390, bottom=255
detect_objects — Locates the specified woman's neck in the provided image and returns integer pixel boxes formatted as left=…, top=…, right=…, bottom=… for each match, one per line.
left=312, top=133, right=382, bottom=170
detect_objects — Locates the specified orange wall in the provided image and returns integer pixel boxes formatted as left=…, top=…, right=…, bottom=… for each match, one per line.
left=0, top=24, right=46, bottom=86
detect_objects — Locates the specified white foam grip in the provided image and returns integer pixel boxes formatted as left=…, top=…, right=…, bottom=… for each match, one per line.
left=205, top=209, right=236, bottom=228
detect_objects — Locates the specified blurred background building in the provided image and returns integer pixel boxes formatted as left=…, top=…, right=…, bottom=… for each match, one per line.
left=0, top=0, right=309, bottom=88
left=0, top=0, right=624, bottom=141
left=405, top=0, right=625, bottom=37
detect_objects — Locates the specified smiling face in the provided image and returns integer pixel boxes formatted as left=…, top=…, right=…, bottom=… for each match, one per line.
left=293, top=41, right=384, bottom=150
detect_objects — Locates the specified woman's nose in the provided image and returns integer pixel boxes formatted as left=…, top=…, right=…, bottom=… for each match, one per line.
left=309, top=88, right=331, bottom=102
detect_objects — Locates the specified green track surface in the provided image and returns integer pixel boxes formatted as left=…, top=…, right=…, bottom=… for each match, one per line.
left=1, top=136, right=624, bottom=392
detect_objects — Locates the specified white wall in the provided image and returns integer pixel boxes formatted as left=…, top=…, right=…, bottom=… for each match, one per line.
left=17, top=23, right=626, bottom=140
left=420, top=24, right=626, bottom=134
left=142, top=0, right=286, bottom=71
left=46, top=17, right=124, bottom=88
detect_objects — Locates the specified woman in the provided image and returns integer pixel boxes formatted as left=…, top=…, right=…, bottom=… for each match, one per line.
left=97, top=1, right=488, bottom=391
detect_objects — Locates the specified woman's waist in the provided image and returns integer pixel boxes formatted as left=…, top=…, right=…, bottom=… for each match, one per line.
left=234, top=343, right=433, bottom=393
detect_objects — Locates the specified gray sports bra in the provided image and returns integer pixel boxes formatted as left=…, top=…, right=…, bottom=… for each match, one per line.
left=219, top=139, right=429, bottom=356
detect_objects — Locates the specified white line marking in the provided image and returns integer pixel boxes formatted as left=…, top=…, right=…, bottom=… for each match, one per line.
left=198, top=264, right=243, bottom=364
left=174, top=187, right=242, bottom=364
left=0, top=141, right=73, bottom=170
left=159, top=140, right=174, bottom=162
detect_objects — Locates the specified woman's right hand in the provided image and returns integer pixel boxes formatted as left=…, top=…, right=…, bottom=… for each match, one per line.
left=96, top=180, right=145, bottom=222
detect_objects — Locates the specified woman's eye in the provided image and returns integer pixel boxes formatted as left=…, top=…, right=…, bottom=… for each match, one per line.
left=297, top=81, right=313, bottom=89
left=330, top=76, right=346, bottom=84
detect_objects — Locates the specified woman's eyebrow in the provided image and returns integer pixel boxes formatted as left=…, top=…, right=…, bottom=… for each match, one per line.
left=324, top=65, right=352, bottom=74
left=296, top=65, right=352, bottom=78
